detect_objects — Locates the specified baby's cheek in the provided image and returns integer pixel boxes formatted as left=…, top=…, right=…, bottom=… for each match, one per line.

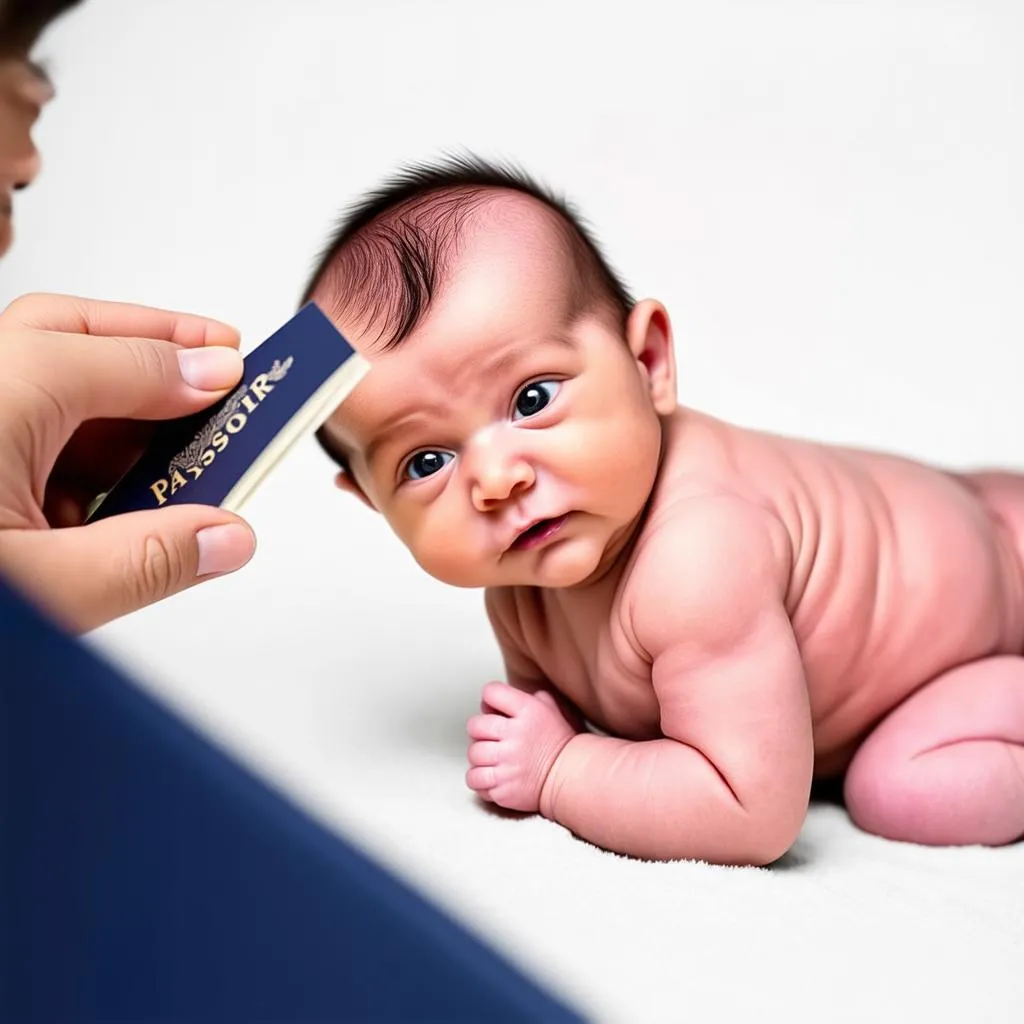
left=403, top=504, right=489, bottom=586
left=558, top=412, right=659, bottom=489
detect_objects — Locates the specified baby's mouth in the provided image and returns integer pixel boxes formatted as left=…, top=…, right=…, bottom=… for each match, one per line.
left=510, top=514, right=570, bottom=552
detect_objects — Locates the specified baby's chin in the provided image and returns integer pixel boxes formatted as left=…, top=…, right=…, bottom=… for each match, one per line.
left=416, top=540, right=606, bottom=590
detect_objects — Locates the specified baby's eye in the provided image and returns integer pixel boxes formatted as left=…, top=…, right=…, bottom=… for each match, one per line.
left=513, top=380, right=561, bottom=420
left=403, top=450, right=454, bottom=481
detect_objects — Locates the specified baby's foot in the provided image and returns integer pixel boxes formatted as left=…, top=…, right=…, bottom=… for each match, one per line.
left=466, top=682, right=578, bottom=813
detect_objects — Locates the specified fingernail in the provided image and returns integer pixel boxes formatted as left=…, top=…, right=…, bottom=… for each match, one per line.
left=178, top=347, right=244, bottom=391
left=196, top=523, right=255, bottom=577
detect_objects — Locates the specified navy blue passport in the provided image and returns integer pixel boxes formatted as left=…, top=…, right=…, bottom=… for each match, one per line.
left=87, top=303, right=367, bottom=521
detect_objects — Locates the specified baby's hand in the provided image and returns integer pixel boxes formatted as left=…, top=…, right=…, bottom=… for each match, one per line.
left=466, top=682, right=578, bottom=813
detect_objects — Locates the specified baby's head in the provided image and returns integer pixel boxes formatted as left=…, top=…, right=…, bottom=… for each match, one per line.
left=304, top=155, right=677, bottom=590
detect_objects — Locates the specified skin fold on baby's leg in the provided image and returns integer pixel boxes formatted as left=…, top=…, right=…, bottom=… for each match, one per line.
left=843, top=656, right=1024, bottom=846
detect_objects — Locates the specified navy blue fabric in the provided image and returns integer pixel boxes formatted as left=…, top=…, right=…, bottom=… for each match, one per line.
left=0, top=576, right=583, bottom=1022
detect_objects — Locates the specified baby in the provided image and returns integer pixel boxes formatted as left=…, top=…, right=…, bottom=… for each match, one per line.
left=302, top=156, right=1024, bottom=865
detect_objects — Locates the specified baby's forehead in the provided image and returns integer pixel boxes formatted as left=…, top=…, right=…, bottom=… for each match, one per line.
left=311, top=188, right=580, bottom=357
left=325, top=258, right=583, bottom=467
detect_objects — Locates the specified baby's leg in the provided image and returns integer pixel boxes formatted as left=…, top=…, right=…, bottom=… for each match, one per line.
left=843, top=656, right=1024, bottom=845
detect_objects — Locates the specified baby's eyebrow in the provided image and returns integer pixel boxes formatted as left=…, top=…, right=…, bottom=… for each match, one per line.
left=360, top=334, right=577, bottom=468
left=362, top=403, right=448, bottom=468
left=482, top=333, right=577, bottom=378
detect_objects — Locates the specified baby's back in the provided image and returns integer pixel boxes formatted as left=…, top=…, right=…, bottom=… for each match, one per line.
left=653, top=412, right=1024, bottom=770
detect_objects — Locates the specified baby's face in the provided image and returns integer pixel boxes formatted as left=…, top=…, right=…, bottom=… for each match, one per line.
left=321, top=203, right=675, bottom=589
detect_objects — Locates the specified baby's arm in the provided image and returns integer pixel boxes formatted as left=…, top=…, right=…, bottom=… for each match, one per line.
left=540, top=498, right=813, bottom=865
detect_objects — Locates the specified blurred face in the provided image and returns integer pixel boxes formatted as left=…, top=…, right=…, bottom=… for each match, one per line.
left=0, top=53, right=54, bottom=256
left=321, top=200, right=678, bottom=589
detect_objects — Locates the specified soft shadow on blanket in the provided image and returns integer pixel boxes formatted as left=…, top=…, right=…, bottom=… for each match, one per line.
left=392, top=679, right=845, bottom=870
left=770, top=776, right=847, bottom=871
left=391, top=674, right=477, bottom=759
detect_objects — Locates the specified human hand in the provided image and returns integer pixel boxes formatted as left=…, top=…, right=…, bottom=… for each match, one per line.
left=466, top=681, right=578, bottom=813
left=0, top=292, right=257, bottom=633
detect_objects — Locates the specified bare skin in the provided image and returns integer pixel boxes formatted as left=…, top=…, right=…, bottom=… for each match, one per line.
left=319, top=192, right=1024, bottom=865
left=485, top=417, right=1024, bottom=862
left=0, top=55, right=53, bottom=257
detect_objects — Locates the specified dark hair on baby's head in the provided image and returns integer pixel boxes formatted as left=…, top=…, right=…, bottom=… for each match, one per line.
left=300, top=152, right=635, bottom=351
left=0, top=0, right=83, bottom=55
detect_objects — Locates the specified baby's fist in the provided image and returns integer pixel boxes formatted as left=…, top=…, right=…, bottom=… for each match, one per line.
left=466, top=682, right=577, bottom=813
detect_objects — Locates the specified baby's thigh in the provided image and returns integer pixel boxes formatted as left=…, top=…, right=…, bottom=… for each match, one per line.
left=844, top=656, right=1024, bottom=845
left=856, top=655, right=1024, bottom=753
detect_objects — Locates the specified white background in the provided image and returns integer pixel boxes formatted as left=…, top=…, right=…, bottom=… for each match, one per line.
left=4, top=1, right=1023, bottom=1021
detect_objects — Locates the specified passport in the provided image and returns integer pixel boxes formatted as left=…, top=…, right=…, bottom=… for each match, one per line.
left=87, top=303, right=369, bottom=522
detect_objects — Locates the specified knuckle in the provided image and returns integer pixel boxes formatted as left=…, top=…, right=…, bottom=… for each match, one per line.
left=3, top=339, right=72, bottom=443
left=119, top=335, right=172, bottom=383
left=124, top=532, right=184, bottom=603
left=7, top=372, right=68, bottom=436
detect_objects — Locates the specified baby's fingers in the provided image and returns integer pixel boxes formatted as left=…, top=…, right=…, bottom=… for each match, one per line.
left=467, top=713, right=505, bottom=740
left=468, top=740, right=501, bottom=767
left=480, top=681, right=529, bottom=717
left=466, top=765, right=498, bottom=795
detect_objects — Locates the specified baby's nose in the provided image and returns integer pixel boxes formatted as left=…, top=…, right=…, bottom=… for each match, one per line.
left=468, top=445, right=535, bottom=511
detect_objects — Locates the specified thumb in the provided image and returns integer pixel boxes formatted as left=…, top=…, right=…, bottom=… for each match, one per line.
left=0, top=506, right=255, bottom=633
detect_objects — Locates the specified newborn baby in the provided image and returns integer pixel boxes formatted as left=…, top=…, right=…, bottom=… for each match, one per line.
left=304, top=156, right=1024, bottom=865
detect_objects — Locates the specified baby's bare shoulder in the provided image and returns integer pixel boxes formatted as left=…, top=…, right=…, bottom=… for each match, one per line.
left=622, top=491, right=793, bottom=655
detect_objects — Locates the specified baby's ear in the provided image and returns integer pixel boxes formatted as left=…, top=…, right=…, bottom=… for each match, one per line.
left=626, top=299, right=677, bottom=415
left=334, top=469, right=378, bottom=512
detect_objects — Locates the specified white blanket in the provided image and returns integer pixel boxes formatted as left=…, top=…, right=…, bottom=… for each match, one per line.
left=90, top=449, right=1024, bottom=1023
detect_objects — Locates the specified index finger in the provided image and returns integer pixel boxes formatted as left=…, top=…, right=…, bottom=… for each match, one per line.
left=0, top=293, right=240, bottom=349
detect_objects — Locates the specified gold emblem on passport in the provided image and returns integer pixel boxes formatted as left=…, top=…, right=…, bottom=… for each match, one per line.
left=151, top=357, right=294, bottom=505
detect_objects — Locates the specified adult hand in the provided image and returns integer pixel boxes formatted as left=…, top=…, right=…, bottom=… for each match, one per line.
left=0, top=292, right=257, bottom=633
